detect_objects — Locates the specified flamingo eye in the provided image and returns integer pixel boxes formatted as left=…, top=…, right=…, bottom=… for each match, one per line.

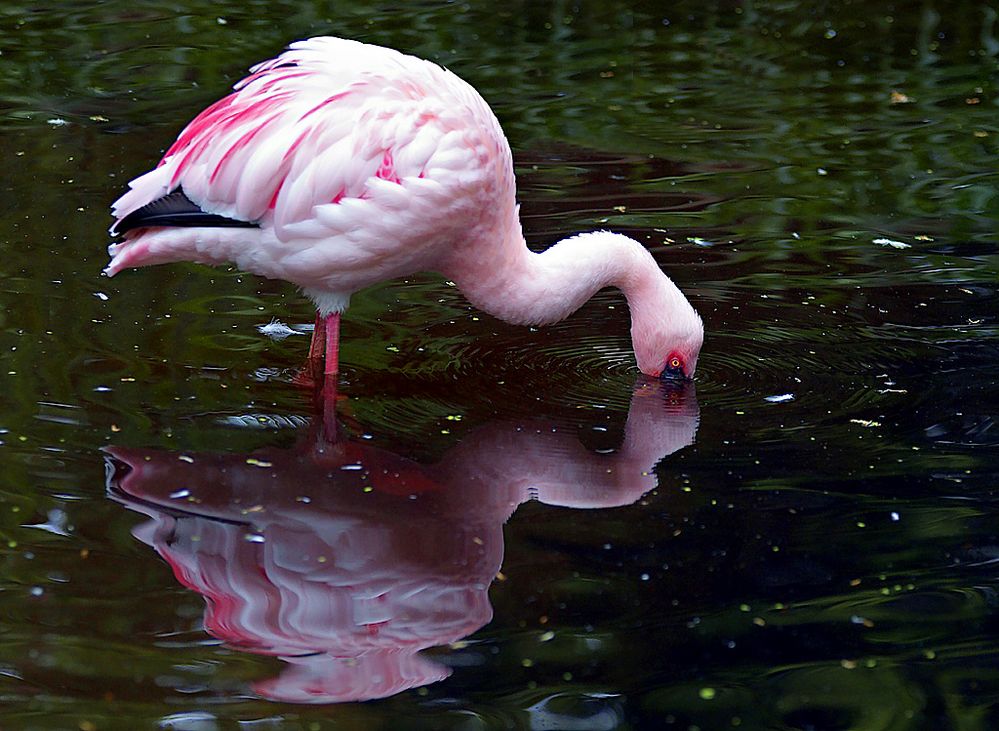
left=661, top=355, right=687, bottom=382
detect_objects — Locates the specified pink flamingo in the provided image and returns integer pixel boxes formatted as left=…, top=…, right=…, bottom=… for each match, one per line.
left=106, top=37, right=703, bottom=407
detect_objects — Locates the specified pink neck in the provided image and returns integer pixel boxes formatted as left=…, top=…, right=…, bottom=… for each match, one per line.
left=444, top=230, right=690, bottom=331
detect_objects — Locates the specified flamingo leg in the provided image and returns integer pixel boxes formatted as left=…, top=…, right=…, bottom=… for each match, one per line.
left=323, top=312, right=340, bottom=376
left=308, top=311, right=327, bottom=362
left=321, top=312, right=340, bottom=438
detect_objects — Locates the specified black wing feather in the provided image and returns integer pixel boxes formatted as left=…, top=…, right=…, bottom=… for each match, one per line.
left=112, top=189, right=259, bottom=236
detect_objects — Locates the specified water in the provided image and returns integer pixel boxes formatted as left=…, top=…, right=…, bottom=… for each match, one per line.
left=1, top=1, right=998, bottom=728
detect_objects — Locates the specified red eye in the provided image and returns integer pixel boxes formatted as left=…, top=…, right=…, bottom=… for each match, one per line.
left=669, top=357, right=682, bottom=370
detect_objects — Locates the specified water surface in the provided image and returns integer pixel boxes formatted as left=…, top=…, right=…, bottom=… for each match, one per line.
left=0, top=1, right=998, bottom=728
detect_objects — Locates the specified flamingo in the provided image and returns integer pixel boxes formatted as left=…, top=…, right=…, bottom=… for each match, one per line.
left=106, top=37, right=703, bottom=411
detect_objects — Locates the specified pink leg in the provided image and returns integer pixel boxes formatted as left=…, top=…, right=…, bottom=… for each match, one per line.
left=308, top=312, right=326, bottom=362
left=323, top=312, right=340, bottom=376
left=321, top=312, right=340, bottom=438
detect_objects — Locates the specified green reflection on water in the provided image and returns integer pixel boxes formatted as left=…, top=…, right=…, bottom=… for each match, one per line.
left=0, top=0, right=997, bottom=728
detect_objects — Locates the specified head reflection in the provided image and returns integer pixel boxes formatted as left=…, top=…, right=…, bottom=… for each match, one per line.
left=106, top=378, right=698, bottom=703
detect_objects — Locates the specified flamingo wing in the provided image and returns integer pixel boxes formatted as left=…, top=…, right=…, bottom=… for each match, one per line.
left=113, top=189, right=259, bottom=234
left=110, top=37, right=504, bottom=243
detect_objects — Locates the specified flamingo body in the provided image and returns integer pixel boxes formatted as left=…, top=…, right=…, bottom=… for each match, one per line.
left=107, top=37, right=703, bottom=380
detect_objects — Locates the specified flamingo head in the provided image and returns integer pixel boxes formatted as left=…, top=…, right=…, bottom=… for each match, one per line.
left=632, top=289, right=704, bottom=381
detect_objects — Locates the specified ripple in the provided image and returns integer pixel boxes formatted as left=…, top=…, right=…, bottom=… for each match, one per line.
left=216, top=413, right=311, bottom=430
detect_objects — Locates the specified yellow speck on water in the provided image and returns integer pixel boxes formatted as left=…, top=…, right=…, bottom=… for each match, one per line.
left=753, top=617, right=766, bottom=627
left=495, top=571, right=507, bottom=581
left=924, top=650, right=936, bottom=660
left=739, top=604, right=750, bottom=612
left=110, top=424, right=120, bottom=432
left=80, top=549, right=89, bottom=559
left=539, top=630, right=555, bottom=642
left=79, top=722, right=97, bottom=731
left=841, top=659, right=857, bottom=670
left=612, top=205, right=627, bottom=212
left=246, top=458, right=272, bottom=467
left=450, top=640, right=470, bottom=650
left=362, top=486, right=373, bottom=493
left=521, top=658, right=534, bottom=668
left=699, top=687, right=716, bottom=700
left=178, top=455, right=194, bottom=463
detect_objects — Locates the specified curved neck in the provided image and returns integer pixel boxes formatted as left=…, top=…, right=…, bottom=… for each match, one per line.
left=444, top=231, right=689, bottom=330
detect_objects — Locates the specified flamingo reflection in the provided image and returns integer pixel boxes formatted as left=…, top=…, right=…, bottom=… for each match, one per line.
left=106, top=378, right=698, bottom=703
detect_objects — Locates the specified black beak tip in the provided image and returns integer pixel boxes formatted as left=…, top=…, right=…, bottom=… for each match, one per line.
left=660, top=364, right=689, bottom=383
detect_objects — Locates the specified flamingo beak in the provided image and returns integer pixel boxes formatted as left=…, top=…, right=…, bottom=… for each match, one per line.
left=660, top=362, right=688, bottom=382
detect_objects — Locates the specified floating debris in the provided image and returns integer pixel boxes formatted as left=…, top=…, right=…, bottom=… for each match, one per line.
left=873, top=237, right=911, bottom=249
left=257, top=319, right=306, bottom=340
left=764, top=393, right=794, bottom=403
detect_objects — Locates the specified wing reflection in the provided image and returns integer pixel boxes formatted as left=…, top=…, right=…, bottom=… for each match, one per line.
left=106, top=378, right=698, bottom=703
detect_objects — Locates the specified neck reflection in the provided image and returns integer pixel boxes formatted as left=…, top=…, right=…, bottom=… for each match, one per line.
left=106, top=377, right=699, bottom=704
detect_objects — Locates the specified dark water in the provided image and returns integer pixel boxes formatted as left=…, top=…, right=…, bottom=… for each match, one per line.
left=1, top=1, right=998, bottom=728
